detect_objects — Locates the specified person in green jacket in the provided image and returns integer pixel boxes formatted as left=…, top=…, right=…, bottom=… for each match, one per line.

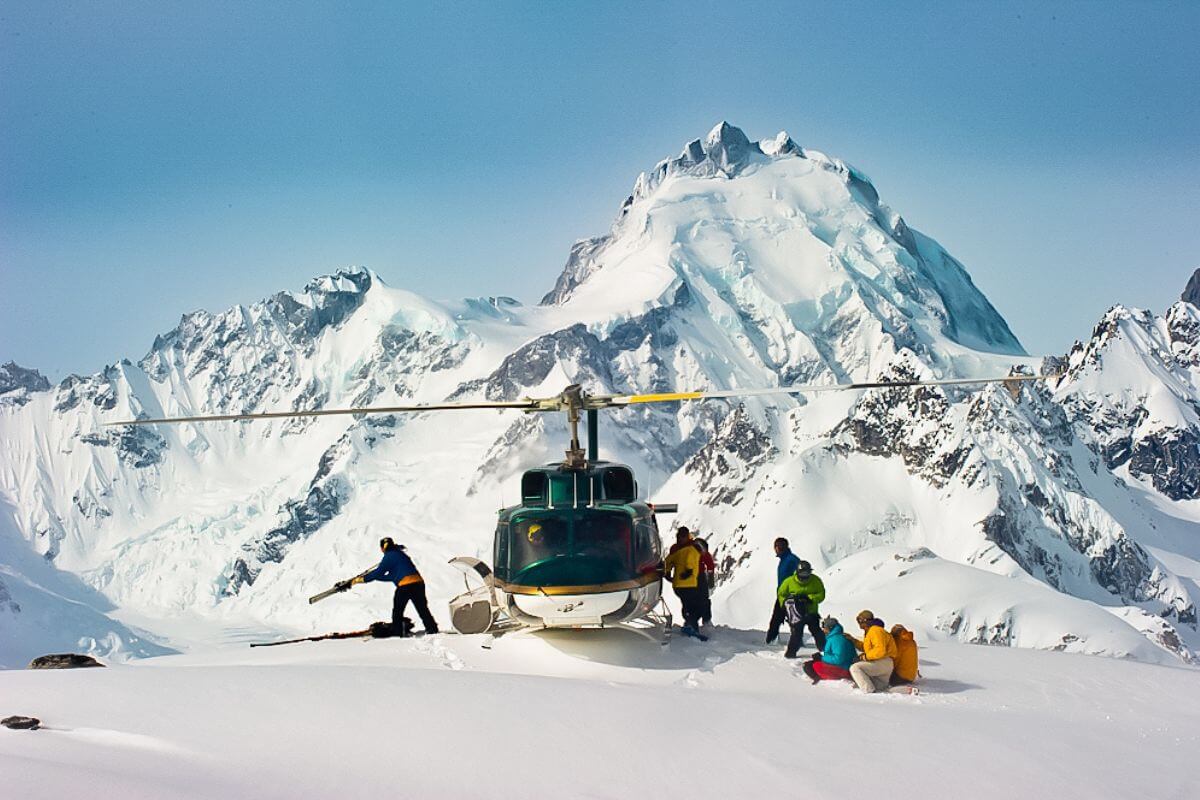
left=777, top=560, right=826, bottom=658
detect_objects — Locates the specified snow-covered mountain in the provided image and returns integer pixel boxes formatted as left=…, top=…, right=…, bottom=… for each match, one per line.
left=1, top=123, right=1197, bottom=668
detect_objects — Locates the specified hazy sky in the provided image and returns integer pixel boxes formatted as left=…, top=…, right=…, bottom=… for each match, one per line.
left=2, top=1, right=1197, bottom=380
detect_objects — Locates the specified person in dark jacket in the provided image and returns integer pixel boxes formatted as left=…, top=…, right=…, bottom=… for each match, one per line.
left=340, top=537, right=439, bottom=636
left=766, top=537, right=801, bottom=644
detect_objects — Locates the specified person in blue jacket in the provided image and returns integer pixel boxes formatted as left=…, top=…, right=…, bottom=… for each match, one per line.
left=766, top=537, right=801, bottom=644
left=801, top=617, right=857, bottom=683
left=339, top=537, right=439, bottom=636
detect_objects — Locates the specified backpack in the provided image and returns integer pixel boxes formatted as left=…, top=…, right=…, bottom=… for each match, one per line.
left=784, top=596, right=809, bottom=626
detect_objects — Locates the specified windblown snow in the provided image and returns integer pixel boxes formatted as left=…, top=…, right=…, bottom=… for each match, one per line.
left=1, top=123, right=1198, bottom=677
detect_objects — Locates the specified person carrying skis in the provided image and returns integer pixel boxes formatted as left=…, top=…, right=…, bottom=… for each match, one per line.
left=694, top=536, right=716, bottom=627
left=801, top=616, right=857, bottom=684
left=889, top=624, right=919, bottom=686
left=766, top=537, right=801, bottom=644
left=777, top=560, right=826, bottom=658
left=338, top=537, right=439, bottom=637
left=663, top=529, right=704, bottom=637
left=845, top=609, right=897, bottom=693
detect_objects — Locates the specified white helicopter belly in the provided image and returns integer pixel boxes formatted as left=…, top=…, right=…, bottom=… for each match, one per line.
left=506, top=581, right=662, bottom=628
left=512, top=590, right=630, bottom=627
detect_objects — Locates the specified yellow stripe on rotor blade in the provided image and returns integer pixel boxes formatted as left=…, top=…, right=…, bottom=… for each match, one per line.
left=623, top=391, right=706, bottom=404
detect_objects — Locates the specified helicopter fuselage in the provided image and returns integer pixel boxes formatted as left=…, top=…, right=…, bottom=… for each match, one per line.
left=485, top=461, right=669, bottom=630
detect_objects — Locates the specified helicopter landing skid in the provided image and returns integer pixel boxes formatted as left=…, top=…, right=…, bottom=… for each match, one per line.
left=619, top=597, right=673, bottom=646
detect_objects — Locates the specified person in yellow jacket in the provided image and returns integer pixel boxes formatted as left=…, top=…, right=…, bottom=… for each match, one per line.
left=663, top=529, right=703, bottom=636
left=890, top=624, right=919, bottom=685
left=846, top=609, right=897, bottom=693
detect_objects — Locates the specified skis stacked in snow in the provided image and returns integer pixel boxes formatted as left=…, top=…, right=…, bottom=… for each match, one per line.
left=250, top=619, right=418, bottom=647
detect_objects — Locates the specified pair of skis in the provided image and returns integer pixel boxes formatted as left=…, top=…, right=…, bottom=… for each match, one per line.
left=249, top=619, right=417, bottom=648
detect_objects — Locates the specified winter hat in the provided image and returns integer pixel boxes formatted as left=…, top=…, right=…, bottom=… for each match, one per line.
left=855, top=609, right=874, bottom=624
left=820, top=616, right=839, bottom=632
left=380, top=536, right=395, bottom=549
left=796, top=560, right=812, bottom=579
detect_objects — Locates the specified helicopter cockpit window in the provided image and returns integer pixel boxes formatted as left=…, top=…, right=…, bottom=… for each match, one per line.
left=505, top=509, right=637, bottom=586
left=521, top=472, right=548, bottom=506
left=510, top=516, right=568, bottom=571
left=601, top=467, right=635, bottom=502
left=573, top=512, right=632, bottom=567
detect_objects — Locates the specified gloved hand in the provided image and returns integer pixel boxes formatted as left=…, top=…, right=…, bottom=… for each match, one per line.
left=680, top=568, right=694, bottom=580
left=335, top=580, right=352, bottom=592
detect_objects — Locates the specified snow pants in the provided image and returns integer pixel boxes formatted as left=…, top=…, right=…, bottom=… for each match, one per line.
left=673, top=585, right=705, bottom=628
left=785, top=613, right=826, bottom=658
left=767, top=600, right=786, bottom=643
left=393, top=581, right=439, bottom=635
left=802, top=659, right=852, bottom=682
left=698, top=575, right=713, bottom=625
left=850, top=656, right=894, bottom=693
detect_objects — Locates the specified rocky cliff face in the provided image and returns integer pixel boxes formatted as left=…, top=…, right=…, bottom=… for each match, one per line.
left=0, top=123, right=1196, bottom=667
left=1057, top=297, right=1200, bottom=502
left=0, top=362, right=50, bottom=408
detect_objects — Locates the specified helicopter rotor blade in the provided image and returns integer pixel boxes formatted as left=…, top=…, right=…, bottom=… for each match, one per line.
left=600, top=373, right=1054, bottom=407
left=105, top=398, right=542, bottom=427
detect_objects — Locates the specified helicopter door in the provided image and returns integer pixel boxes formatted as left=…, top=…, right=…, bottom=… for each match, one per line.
left=447, top=556, right=501, bottom=635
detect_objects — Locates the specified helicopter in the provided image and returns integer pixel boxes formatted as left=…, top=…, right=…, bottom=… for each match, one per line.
left=111, top=373, right=1050, bottom=640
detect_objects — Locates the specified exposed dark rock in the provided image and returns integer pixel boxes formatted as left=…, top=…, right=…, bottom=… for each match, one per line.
left=540, top=237, right=613, bottom=306
left=684, top=406, right=776, bottom=506
left=1182, top=268, right=1200, bottom=307
left=1, top=716, right=41, bottom=730
left=1128, top=427, right=1200, bottom=500
left=0, top=361, right=51, bottom=407
left=28, top=653, right=105, bottom=669
left=222, top=476, right=349, bottom=596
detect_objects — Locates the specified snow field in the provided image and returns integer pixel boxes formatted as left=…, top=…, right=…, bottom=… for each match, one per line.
left=1, top=632, right=1197, bottom=799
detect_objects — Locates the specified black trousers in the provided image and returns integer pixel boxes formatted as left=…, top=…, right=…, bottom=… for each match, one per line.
left=392, top=581, right=439, bottom=635
left=785, top=612, right=825, bottom=658
left=767, top=599, right=786, bottom=642
left=673, top=585, right=705, bottom=628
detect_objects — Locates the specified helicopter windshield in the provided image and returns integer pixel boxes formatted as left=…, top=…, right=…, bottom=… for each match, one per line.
left=504, top=509, right=635, bottom=588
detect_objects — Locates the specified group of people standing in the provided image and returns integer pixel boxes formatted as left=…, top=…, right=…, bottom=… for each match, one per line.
left=661, top=526, right=716, bottom=636
left=770, top=538, right=919, bottom=693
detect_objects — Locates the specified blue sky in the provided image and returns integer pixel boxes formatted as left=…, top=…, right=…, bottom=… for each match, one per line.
left=2, top=1, right=1197, bottom=379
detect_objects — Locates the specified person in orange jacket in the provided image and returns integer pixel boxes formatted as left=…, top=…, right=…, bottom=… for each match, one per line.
left=845, top=609, right=897, bottom=693
left=890, top=624, right=919, bottom=685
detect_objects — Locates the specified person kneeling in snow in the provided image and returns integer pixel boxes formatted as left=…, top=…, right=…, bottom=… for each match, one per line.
left=339, top=537, right=439, bottom=637
left=846, top=609, right=897, bottom=693
left=889, top=624, right=919, bottom=686
left=801, top=617, right=857, bottom=684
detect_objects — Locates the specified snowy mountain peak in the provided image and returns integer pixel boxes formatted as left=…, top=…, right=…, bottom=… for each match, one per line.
left=1182, top=268, right=1200, bottom=307
left=0, top=361, right=51, bottom=407
left=541, top=122, right=1022, bottom=361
